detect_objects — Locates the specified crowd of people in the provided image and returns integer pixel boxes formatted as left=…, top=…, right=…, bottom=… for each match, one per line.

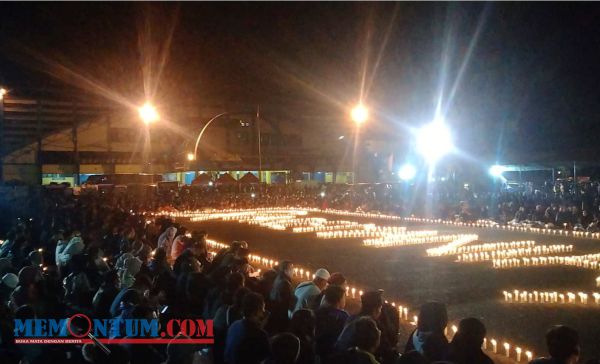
left=0, top=187, right=595, bottom=364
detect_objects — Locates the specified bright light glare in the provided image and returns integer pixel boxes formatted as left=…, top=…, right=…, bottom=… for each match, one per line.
left=0, top=88, right=6, bottom=100
left=139, top=102, right=159, bottom=124
left=187, top=153, right=195, bottom=161
left=489, top=165, right=506, bottom=178
left=399, top=164, right=417, bottom=181
left=350, top=104, right=369, bottom=124
left=416, top=121, right=453, bottom=163
left=338, top=135, right=345, bottom=140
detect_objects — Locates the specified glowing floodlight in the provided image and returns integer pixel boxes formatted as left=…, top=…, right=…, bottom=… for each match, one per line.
left=139, top=102, right=159, bottom=124
left=416, top=120, right=453, bottom=163
left=350, top=104, right=369, bottom=125
left=489, top=165, right=506, bottom=178
left=399, top=164, right=417, bottom=181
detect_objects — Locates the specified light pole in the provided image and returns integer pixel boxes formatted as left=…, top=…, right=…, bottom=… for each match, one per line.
left=138, top=102, right=159, bottom=173
left=189, top=111, right=259, bottom=181
left=350, top=103, right=369, bottom=184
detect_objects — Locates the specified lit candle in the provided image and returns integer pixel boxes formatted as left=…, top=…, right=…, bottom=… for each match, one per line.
left=491, top=339, right=497, bottom=353
left=516, top=347, right=522, bottom=362
left=504, top=342, right=510, bottom=357
left=526, top=351, right=533, bottom=362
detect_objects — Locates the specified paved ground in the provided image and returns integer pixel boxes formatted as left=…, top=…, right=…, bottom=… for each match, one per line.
left=184, top=213, right=600, bottom=361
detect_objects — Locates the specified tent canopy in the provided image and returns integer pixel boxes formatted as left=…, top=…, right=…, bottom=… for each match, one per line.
left=216, top=173, right=237, bottom=185
left=191, top=173, right=213, bottom=185
left=239, top=172, right=259, bottom=184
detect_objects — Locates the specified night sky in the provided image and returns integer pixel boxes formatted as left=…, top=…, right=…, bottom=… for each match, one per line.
left=1, top=2, right=600, bottom=163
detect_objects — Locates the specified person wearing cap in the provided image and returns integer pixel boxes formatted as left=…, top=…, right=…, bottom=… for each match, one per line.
left=293, top=268, right=330, bottom=312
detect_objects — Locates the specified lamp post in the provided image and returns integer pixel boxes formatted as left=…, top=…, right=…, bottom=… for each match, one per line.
left=350, top=103, right=369, bottom=184
left=190, top=111, right=260, bottom=181
left=138, top=102, right=159, bottom=173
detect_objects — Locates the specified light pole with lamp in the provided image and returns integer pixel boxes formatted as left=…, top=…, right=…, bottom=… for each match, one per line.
left=188, top=110, right=261, bottom=184
left=138, top=102, right=160, bottom=173
left=350, top=103, right=369, bottom=184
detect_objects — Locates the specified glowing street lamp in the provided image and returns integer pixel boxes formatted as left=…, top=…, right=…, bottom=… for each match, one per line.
left=139, top=102, right=159, bottom=124
left=416, top=120, right=453, bottom=164
left=399, top=164, right=417, bottom=181
left=187, top=153, right=196, bottom=161
left=350, top=104, right=369, bottom=125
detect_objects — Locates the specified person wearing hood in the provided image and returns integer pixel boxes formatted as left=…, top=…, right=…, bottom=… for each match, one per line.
left=119, top=256, right=143, bottom=289
left=157, top=226, right=177, bottom=261
left=404, top=301, right=449, bottom=362
left=55, top=234, right=84, bottom=269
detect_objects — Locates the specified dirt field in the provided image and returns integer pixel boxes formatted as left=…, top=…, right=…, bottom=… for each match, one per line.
left=183, top=213, right=600, bottom=361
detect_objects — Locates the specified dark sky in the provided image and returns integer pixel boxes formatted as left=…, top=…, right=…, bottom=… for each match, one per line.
left=1, top=2, right=600, bottom=163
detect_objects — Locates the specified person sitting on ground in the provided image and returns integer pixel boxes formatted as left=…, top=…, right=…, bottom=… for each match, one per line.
left=224, top=292, right=270, bottom=364
left=448, top=317, right=494, bottom=364
left=264, top=332, right=302, bottom=364
left=404, top=301, right=449, bottom=362
left=315, top=285, right=349, bottom=362
left=294, top=268, right=330, bottom=312
left=529, top=325, right=580, bottom=364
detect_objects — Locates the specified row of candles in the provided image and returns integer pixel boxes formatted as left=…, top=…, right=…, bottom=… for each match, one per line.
left=457, top=245, right=574, bottom=263
left=201, top=235, right=535, bottom=363
left=502, top=290, right=600, bottom=305
left=428, top=240, right=536, bottom=257
left=399, top=216, right=600, bottom=239
left=492, top=253, right=600, bottom=269
left=318, top=229, right=435, bottom=240
left=425, top=235, right=480, bottom=256
left=363, top=233, right=475, bottom=248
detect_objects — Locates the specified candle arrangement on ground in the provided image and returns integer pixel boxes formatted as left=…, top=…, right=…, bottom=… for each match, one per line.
left=492, top=252, right=600, bottom=269
left=502, top=289, right=600, bottom=306
left=458, top=244, right=573, bottom=262
left=364, top=233, right=477, bottom=248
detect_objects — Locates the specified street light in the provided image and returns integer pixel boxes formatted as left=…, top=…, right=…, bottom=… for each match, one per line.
left=187, top=153, right=195, bottom=161
left=399, top=164, right=417, bottom=181
left=138, top=102, right=159, bottom=124
left=416, top=120, right=453, bottom=164
left=350, top=104, right=369, bottom=125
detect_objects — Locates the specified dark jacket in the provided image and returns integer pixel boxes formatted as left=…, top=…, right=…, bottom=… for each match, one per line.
left=224, top=318, right=269, bottom=364
left=315, top=305, right=349, bottom=361
left=265, top=271, right=295, bottom=334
